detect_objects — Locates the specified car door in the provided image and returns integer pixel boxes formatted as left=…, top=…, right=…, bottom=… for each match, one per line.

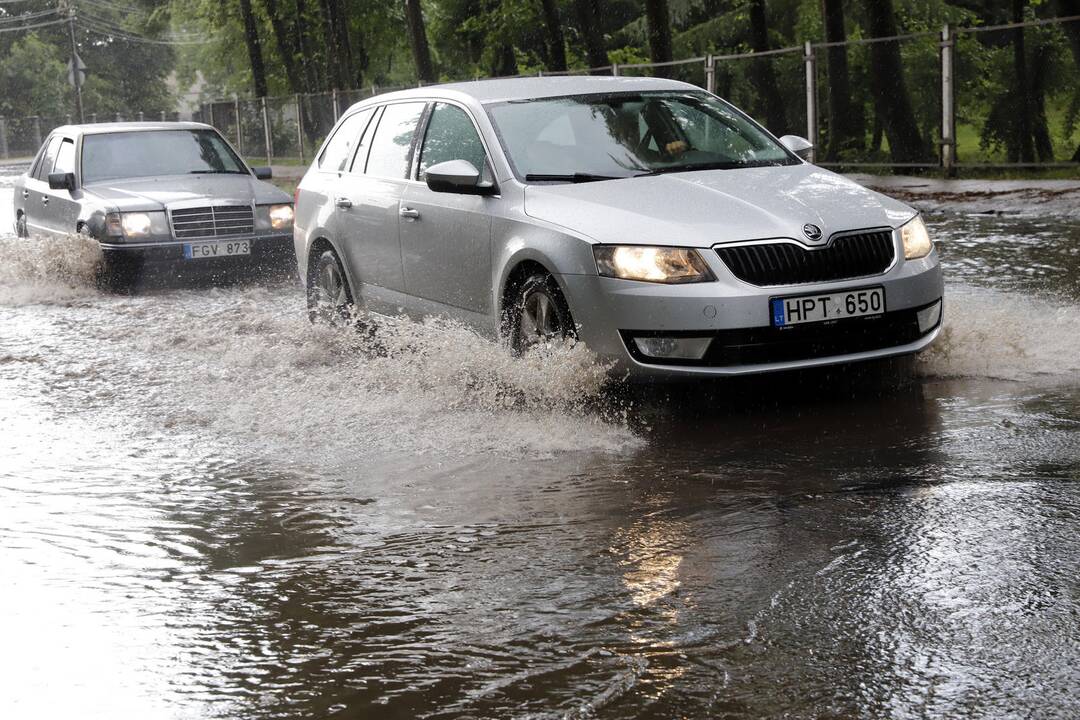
left=21, top=135, right=61, bottom=237
left=40, top=136, right=81, bottom=237
left=398, top=102, right=493, bottom=315
left=334, top=101, right=426, bottom=299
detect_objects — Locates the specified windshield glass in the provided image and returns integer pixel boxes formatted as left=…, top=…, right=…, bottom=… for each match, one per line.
left=487, top=90, right=798, bottom=181
left=81, top=129, right=248, bottom=184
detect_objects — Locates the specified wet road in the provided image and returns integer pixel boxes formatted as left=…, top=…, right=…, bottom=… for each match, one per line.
left=1, top=164, right=1078, bottom=719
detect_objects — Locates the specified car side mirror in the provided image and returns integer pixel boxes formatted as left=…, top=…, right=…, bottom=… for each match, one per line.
left=48, top=172, right=76, bottom=191
left=425, top=159, right=495, bottom=196
left=252, top=166, right=273, bottom=180
left=779, top=135, right=814, bottom=162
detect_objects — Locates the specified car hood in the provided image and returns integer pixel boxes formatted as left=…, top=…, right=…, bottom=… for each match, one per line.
left=84, top=174, right=290, bottom=211
left=522, top=164, right=916, bottom=247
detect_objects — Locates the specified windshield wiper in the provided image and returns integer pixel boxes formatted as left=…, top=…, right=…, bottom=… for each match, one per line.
left=525, top=172, right=631, bottom=183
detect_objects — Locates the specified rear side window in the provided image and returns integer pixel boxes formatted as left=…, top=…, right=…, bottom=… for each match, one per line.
left=364, top=102, right=426, bottom=179
left=53, top=139, right=76, bottom=176
left=319, top=109, right=374, bottom=172
left=33, top=137, right=62, bottom=181
left=418, top=103, right=487, bottom=179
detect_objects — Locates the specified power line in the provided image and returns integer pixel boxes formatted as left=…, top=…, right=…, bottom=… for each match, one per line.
left=81, top=17, right=210, bottom=45
left=0, top=16, right=64, bottom=31
left=0, top=7, right=61, bottom=23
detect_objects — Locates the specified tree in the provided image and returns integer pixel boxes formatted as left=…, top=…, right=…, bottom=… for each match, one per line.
left=1055, top=0, right=1080, bottom=161
left=405, top=0, right=436, bottom=83
left=238, top=0, right=269, bottom=97
left=862, top=0, right=927, bottom=162
left=644, top=0, right=673, bottom=77
left=821, top=0, right=863, bottom=159
left=747, top=0, right=787, bottom=133
left=538, top=0, right=567, bottom=72
left=573, top=0, right=608, bottom=70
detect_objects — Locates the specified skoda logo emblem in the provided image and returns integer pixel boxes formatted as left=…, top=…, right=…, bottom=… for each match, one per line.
left=802, top=223, right=823, bottom=242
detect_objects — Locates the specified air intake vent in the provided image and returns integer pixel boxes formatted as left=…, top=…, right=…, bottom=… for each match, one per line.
left=171, top=205, right=254, bottom=239
left=716, top=230, right=895, bottom=286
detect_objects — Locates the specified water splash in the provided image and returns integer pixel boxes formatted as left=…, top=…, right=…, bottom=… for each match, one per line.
left=919, top=285, right=1080, bottom=380
left=0, top=233, right=103, bottom=306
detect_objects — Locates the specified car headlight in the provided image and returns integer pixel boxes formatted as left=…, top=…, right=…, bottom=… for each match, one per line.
left=594, top=245, right=714, bottom=284
left=901, top=215, right=933, bottom=260
left=269, top=204, right=294, bottom=230
left=106, top=211, right=167, bottom=239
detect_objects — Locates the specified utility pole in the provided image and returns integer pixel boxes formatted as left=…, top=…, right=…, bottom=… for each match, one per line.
left=62, top=0, right=85, bottom=123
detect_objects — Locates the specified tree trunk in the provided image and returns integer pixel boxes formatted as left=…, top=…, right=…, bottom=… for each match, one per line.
left=238, top=0, right=269, bottom=97
left=863, top=0, right=926, bottom=162
left=747, top=0, right=787, bottom=133
left=644, top=0, right=674, bottom=77
left=319, top=0, right=362, bottom=88
left=404, top=0, right=436, bottom=83
left=574, top=0, right=608, bottom=71
left=261, top=0, right=303, bottom=94
left=821, top=0, right=862, bottom=159
left=539, top=0, right=568, bottom=71
left=1011, top=0, right=1035, bottom=162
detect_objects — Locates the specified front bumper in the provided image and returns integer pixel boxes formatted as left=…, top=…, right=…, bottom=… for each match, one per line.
left=558, top=246, right=944, bottom=378
left=99, top=234, right=294, bottom=264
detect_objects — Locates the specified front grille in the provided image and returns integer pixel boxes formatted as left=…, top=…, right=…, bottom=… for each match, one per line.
left=170, top=205, right=254, bottom=239
left=716, top=230, right=895, bottom=286
left=621, top=302, right=940, bottom=368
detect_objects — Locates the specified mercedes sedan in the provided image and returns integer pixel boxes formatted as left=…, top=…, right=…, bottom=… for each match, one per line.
left=294, top=77, right=943, bottom=377
left=13, top=122, right=294, bottom=285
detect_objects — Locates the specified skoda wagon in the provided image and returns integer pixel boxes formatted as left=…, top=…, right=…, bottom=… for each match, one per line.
left=294, top=77, right=943, bottom=377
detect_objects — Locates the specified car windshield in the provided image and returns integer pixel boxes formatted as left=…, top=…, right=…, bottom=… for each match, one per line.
left=487, top=90, right=798, bottom=182
left=81, top=129, right=248, bottom=184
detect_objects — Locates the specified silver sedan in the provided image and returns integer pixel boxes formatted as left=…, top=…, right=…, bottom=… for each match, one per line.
left=294, top=77, right=943, bottom=378
left=12, top=122, right=295, bottom=285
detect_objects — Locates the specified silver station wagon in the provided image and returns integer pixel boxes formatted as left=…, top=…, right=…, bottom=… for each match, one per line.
left=295, top=77, right=943, bottom=377
left=12, top=122, right=294, bottom=284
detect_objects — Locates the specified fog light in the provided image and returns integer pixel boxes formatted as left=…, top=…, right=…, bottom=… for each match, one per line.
left=916, top=300, right=942, bottom=333
left=633, top=336, right=712, bottom=360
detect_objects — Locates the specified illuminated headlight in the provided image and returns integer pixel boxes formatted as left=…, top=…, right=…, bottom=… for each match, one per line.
left=594, top=246, right=714, bottom=284
left=107, top=211, right=166, bottom=238
left=901, top=215, right=933, bottom=260
left=269, top=204, right=294, bottom=230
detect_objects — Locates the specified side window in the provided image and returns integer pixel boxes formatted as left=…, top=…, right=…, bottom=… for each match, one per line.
left=33, top=137, right=62, bottom=181
left=318, top=108, right=374, bottom=172
left=53, top=139, right=76, bottom=176
left=364, top=102, right=425, bottom=179
left=418, top=103, right=487, bottom=179
left=347, top=106, right=380, bottom=173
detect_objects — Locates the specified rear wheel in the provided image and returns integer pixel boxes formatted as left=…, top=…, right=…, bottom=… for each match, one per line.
left=509, top=272, right=576, bottom=354
left=307, top=248, right=355, bottom=324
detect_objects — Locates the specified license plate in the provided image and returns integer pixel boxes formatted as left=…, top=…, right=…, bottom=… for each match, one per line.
left=771, top=287, right=885, bottom=327
left=183, top=240, right=251, bottom=259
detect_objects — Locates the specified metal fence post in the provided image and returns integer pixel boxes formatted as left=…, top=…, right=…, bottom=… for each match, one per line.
left=233, top=94, right=242, bottom=154
left=208, top=102, right=215, bottom=131
left=138, top=111, right=144, bottom=121
left=160, top=110, right=166, bottom=121
left=32, top=116, right=42, bottom=148
left=261, top=96, right=273, bottom=165
left=0, top=117, right=8, bottom=159
left=941, top=24, right=956, bottom=176
left=91, top=113, right=97, bottom=123
left=705, top=54, right=716, bottom=94
left=331, top=89, right=340, bottom=121
left=804, top=41, right=817, bottom=163
left=612, top=63, right=619, bottom=76
left=295, top=94, right=304, bottom=163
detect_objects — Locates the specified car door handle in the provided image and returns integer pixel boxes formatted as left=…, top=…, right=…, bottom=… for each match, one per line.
left=335, top=197, right=353, bottom=209
left=399, top=207, right=420, bottom=220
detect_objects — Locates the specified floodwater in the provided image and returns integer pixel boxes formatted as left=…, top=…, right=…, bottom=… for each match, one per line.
left=1, top=163, right=1078, bottom=719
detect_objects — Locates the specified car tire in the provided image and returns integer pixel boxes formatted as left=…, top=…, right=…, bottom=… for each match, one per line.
left=509, top=272, right=577, bottom=355
left=15, top=212, right=27, bottom=239
left=307, top=248, right=355, bottom=325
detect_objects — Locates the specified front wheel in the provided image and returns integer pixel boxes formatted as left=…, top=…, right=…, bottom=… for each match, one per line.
left=508, top=272, right=577, bottom=355
left=307, top=249, right=355, bottom=325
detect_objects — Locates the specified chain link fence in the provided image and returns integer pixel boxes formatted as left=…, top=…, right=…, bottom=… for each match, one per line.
left=3, top=15, right=1078, bottom=173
